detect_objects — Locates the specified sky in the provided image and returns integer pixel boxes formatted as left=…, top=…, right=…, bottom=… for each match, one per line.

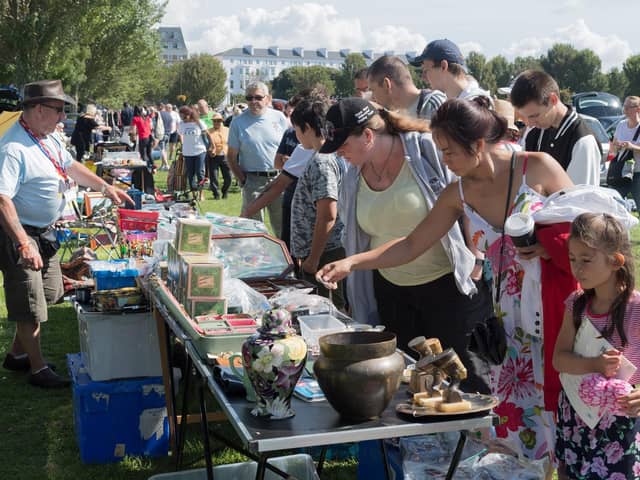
left=162, top=1, right=637, bottom=72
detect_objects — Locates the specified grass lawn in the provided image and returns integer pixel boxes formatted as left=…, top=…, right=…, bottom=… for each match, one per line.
left=1, top=165, right=639, bottom=479
left=0, top=169, right=357, bottom=480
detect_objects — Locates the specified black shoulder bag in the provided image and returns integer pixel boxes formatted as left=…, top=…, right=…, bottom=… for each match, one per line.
left=607, top=125, right=640, bottom=187
left=468, top=152, right=515, bottom=365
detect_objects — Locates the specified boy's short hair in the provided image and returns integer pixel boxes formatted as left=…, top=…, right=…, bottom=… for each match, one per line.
left=510, top=70, right=560, bottom=108
left=290, top=98, right=330, bottom=138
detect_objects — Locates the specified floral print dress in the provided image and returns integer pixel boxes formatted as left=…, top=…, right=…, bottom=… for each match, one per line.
left=459, top=159, right=555, bottom=460
left=555, top=291, right=640, bottom=479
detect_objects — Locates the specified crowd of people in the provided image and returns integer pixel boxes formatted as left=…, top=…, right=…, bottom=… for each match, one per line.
left=3, top=36, right=640, bottom=480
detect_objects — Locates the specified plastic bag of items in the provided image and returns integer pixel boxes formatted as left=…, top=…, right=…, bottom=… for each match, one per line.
left=268, top=288, right=351, bottom=324
left=224, top=278, right=270, bottom=318
left=401, top=432, right=486, bottom=480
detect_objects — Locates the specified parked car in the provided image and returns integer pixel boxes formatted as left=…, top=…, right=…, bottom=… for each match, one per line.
left=62, top=112, right=79, bottom=137
left=580, top=114, right=612, bottom=186
left=573, top=92, right=623, bottom=130
left=605, top=115, right=626, bottom=140
left=0, top=85, right=22, bottom=113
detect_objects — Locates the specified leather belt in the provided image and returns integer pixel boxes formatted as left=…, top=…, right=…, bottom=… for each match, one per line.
left=245, top=170, right=279, bottom=178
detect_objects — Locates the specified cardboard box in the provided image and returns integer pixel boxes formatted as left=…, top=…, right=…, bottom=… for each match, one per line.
left=179, top=254, right=224, bottom=299
left=175, top=218, right=212, bottom=255
left=190, top=298, right=227, bottom=317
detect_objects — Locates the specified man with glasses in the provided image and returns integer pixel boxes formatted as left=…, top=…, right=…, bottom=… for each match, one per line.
left=510, top=70, right=600, bottom=185
left=227, top=82, right=288, bottom=235
left=0, top=80, right=131, bottom=388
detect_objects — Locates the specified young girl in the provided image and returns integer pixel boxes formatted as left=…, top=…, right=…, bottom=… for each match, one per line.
left=553, top=212, right=640, bottom=479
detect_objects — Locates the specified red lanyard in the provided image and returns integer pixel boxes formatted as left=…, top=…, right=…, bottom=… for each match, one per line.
left=19, top=116, right=68, bottom=181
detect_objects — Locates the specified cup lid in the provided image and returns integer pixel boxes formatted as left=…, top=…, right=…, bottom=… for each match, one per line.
left=504, top=212, right=534, bottom=237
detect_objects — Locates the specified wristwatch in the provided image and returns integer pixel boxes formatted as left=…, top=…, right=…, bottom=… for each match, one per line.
left=100, top=184, right=109, bottom=194
left=475, top=257, right=485, bottom=266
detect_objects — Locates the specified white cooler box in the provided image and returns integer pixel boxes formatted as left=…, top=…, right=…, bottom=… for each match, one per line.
left=75, top=302, right=162, bottom=381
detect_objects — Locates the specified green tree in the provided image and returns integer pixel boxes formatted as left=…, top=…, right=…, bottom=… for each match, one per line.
left=486, top=55, right=512, bottom=91
left=569, top=49, right=607, bottom=92
left=168, top=54, right=227, bottom=108
left=623, top=55, right=640, bottom=97
left=466, top=52, right=496, bottom=93
left=511, top=56, right=543, bottom=77
left=270, top=66, right=335, bottom=99
left=334, top=53, right=367, bottom=98
left=541, top=43, right=579, bottom=90
left=607, top=67, right=629, bottom=99
left=0, top=0, right=166, bottom=107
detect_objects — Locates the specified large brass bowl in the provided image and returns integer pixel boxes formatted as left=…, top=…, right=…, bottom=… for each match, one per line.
left=313, top=331, right=404, bottom=420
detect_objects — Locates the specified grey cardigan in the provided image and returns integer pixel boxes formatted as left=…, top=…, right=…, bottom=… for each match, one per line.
left=339, top=131, right=477, bottom=325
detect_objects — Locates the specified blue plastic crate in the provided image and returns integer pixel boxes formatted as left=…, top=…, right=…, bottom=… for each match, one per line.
left=93, top=269, right=138, bottom=291
left=68, top=353, right=169, bottom=464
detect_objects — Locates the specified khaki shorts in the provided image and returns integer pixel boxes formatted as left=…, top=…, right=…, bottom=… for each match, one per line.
left=0, top=228, right=63, bottom=323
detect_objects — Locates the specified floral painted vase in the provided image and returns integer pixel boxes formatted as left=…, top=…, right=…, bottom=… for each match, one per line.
left=241, top=308, right=308, bottom=419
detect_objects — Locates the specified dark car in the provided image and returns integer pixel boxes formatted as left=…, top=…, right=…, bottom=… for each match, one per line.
left=573, top=92, right=623, bottom=129
left=605, top=115, right=626, bottom=140
left=0, top=85, right=22, bottom=113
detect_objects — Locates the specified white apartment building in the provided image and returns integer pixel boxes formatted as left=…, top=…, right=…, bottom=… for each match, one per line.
left=158, top=26, right=188, bottom=65
left=215, top=45, right=418, bottom=104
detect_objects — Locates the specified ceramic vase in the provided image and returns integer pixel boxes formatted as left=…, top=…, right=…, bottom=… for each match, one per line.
left=241, top=308, right=308, bottom=419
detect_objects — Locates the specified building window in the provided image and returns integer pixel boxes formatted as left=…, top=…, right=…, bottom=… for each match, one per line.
left=230, top=80, right=234, bottom=89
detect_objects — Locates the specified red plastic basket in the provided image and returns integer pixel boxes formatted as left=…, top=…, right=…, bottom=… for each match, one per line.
left=117, top=208, right=159, bottom=232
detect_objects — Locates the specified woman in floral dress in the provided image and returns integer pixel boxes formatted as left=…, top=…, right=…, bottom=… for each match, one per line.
left=318, top=98, right=574, bottom=459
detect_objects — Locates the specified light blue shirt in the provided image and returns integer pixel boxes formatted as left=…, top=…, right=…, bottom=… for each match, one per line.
left=0, top=120, right=74, bottom=227
left=228, top=108, right=288, bottom=172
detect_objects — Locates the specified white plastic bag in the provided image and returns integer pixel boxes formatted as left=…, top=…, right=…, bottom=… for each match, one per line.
left=532, top=185, right=638, bottom=230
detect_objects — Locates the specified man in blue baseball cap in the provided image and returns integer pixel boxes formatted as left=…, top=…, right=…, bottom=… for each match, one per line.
left=411, top=39, right=490, bottom=102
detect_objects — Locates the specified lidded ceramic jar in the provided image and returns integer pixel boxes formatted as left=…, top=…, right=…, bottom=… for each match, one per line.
left=241, top=308, right=307, bottom=419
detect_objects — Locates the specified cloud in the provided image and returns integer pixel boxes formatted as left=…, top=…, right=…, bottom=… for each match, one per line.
left=459, top=42, right=484, bottom=56
left=162, top=3, right=630, bottom=71
left=504, top=19, right=631, bottom=71
left=164, top=3, right=427, bottom=56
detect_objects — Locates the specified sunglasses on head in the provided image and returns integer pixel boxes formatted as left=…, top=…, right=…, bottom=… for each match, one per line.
left=40, top=104, right=65, bottom=114
left=245, top=95, right=265, bottom=102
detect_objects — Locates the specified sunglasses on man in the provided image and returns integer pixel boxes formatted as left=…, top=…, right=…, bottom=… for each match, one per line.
left=41, top=104, right=65, bottom=114
left=245, top=95, right=265, bottom=102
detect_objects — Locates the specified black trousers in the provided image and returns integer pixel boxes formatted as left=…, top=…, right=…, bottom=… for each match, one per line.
left=207, top=154, right=232, bottom=197
left=373, top=270, right=492, bottom=394
left=132, top=137, right=155, bottom=194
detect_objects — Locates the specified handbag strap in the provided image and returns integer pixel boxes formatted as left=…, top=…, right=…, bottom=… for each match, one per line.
left=494, top=151, right=517, bottom=305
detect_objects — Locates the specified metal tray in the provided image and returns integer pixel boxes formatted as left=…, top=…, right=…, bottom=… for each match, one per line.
left=396, top=392, right=498, bottom=418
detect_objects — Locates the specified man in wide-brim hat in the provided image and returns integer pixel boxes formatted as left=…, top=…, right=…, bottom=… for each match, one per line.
left=0, top=79, right=131, bottom=388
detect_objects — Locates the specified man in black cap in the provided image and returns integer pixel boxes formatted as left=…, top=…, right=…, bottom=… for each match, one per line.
left=0, top=79, right=131, bottom=388
left=411, top=39, right=490, bottom=102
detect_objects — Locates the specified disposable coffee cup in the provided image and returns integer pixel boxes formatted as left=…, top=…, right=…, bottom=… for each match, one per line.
left=504, top=212, right=537, bottom=248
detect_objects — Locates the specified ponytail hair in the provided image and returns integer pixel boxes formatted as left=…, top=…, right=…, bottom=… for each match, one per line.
left=430, top=98, right=507, bottom=154
left=570, top=213, right=635, bottom=346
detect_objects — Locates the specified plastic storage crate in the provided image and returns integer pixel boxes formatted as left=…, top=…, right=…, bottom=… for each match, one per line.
left=89, top=259, right=139, bottom=291
left=118, top=208, right=159, bottom=232
left=76, top=302, right=162, bottom=381
left=147, top=453, right=319, bottom=480
left=92, top=269, right=138, bottom=291
left=68, top=353, right=169, bottom=464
